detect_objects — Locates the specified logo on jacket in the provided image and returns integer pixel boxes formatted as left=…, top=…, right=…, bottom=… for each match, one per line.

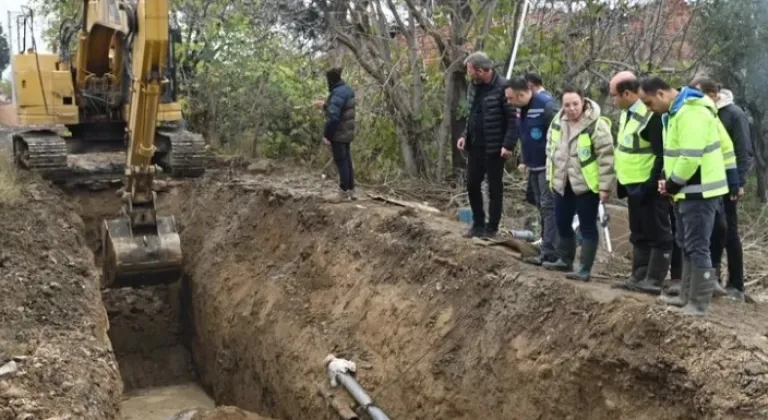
left=578, top=147, right=591, bottom=160
left=530, top=127, right=543, bottom=140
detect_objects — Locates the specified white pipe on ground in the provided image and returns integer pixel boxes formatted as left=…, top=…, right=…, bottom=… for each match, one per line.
left=324, top=354, right=391, bottom=420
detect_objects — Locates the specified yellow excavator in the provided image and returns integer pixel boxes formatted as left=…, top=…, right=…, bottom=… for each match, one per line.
left=9, top=0, right=201, bottom=287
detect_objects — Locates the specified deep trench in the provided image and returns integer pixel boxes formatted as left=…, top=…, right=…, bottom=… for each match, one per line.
left=65, top=187, right=217, bottom=419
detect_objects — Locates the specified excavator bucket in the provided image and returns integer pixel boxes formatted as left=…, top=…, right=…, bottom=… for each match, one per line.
left=101, top=214, right=183, bottom=288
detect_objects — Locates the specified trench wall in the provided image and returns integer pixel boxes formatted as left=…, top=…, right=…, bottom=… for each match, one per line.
left=176, top=178, right=768, bottom=420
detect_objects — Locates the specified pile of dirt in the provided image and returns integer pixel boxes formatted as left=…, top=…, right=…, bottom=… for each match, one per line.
left=169, top=168, right=768, bottom=420
left=0, top=172, right=121, bottom=419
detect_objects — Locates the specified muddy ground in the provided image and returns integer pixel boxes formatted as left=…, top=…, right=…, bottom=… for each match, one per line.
left=3, top=122, right=768, bottom=420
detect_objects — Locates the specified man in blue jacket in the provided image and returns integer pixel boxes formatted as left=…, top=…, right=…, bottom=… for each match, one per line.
left=503, top=76, right=558, bottom=265
left=314, top=67, right=357, bottom=203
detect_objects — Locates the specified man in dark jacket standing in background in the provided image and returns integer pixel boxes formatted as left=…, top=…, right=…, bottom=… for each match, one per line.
left=692, top=77, right=753, bottom=302
left=457, top=52, right=517, bottom=238
left=314, top=67, right=357, bottom=203
left=503, top=76, right=558, bottom=264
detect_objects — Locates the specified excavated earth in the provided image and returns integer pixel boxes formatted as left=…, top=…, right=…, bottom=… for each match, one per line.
left=3, top=133, right=768, bottom=419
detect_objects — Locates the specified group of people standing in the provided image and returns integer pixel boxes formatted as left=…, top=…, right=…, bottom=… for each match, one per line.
left=459, top=51, right=752, bottom=316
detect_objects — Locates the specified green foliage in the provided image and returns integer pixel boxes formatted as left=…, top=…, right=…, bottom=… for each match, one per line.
left=0, top=26, right=8, bottom=75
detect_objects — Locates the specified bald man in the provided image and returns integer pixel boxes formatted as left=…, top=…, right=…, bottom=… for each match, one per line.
left=609, top=71, right=673, bottom=296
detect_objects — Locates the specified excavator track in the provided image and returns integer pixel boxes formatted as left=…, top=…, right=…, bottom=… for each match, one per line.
left=12, top=130, right=69, bottom=181
left=157, top=128, right=207, bottom=178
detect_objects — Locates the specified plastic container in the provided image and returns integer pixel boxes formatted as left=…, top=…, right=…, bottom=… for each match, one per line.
left=509, top=229, right=536, bottom=242
left=458, top=207, right=473, bottom=225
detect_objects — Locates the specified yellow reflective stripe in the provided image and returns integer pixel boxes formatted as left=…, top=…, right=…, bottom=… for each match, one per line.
left=723, top=151, right=735, bottom=159
left=680, top=179, right=728, bottom=194
left=664, top=141, right=721, bottom=157
left=725, top=163, right=738, bottom=170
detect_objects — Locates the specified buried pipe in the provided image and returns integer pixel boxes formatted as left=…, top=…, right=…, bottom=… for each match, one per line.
left=324, top=354, right=391, bottom=420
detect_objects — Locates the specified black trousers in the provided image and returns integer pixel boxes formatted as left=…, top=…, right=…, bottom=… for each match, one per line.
left=669, top=205, right=682, bottom=280
left=628, top=192, right=674, bottom=251
left=467, top=151, right=504, bottom=232
left=710, top=197, right=744, bottom=290
left=330, top=141, right=354, bottom=191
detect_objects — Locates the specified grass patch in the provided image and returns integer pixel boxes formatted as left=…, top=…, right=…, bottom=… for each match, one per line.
left=0, top=149, right=22, bottom=205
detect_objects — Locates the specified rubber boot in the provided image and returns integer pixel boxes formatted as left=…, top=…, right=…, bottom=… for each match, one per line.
left=659, top=257, right=690, bottom=307
left=566, top=239, right=598, bottom=282
left=712, top=267, right=728, bottom=298
left=665, top=279, right=681, bottom=297
left=613, top=246, right=651, bottom=290
left=543, top=236, right=576, bottom=272
left=626, top=248, right=670, bottom=296
left=682, top=267, right=717, bottom=316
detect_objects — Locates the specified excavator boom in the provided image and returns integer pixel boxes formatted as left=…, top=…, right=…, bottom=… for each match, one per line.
left=101, top=0, right=182, bottom=287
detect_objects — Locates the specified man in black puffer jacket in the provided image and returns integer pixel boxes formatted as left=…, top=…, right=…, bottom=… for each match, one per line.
left=315, top=67, right=357, bottom=203
left=457, top=52, right=517, bottom=238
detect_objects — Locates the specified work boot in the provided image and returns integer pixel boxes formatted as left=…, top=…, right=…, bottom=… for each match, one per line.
left=347, top=189, right=358, bottom=201
left=725, top=286, right=745, bottom=302
left=462, top=225, right=485, bottom=238
left=659, top=257, right=691, bottom=307
left=325, top=189, right=349, bottom=204
left=484, top=227, right=499, bottom=239
left=524, top=253, right=557, bottom=266
left=566, top=239, right=598, bottom=282
left=613, top=246, right=651, bottom=290
left=543, top=236, right=576, bottom=272
left=682, top=267, right=717, bottom=316
left=625, top=248, right=670, bottom=296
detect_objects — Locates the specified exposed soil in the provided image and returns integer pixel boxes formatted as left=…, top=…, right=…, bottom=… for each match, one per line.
left=0, top=164, right=121, bottom=419
left=4, top=119, right=768, bottom=420
left=168, top=166, right=768, bottom=420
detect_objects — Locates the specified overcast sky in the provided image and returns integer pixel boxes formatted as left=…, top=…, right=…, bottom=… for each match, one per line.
left=2, top=0, right=50, bottom=80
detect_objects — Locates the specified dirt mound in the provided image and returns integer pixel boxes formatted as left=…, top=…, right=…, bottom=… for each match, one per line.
left=170, top=169, right=768, bottom=420
left=0, top=171, right=121, bottom=418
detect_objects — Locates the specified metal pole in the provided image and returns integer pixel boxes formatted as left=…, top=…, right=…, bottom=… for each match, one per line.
left=7, top=11, right=11, bottom=55
left=506, top=0, right=531, bottom=79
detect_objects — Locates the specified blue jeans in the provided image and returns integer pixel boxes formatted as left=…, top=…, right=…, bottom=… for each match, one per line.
left=555, top=182, right=600, bottom=242
left=529, top=169, right=558, bottom=258
left=330, top=141, right=354, bottom=191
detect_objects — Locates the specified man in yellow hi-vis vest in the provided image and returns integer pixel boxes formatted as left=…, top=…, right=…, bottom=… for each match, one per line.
left=609, top=71, right=673, bottom=297
left=639, top=77, right=738, bottom=317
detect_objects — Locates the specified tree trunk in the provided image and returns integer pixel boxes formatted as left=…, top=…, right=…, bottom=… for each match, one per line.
left=451, top=71, right=468, bottom=178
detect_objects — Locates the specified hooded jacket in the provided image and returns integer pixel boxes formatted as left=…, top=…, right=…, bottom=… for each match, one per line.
left=716, top=89, right=753, bottom=187
left=663, top=87, right=737, bottom=198
left=546, top=98, right=615, bottom=196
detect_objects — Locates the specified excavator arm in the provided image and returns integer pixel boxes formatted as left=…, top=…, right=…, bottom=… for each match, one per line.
left=101, top=0, right=182, bottom=287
